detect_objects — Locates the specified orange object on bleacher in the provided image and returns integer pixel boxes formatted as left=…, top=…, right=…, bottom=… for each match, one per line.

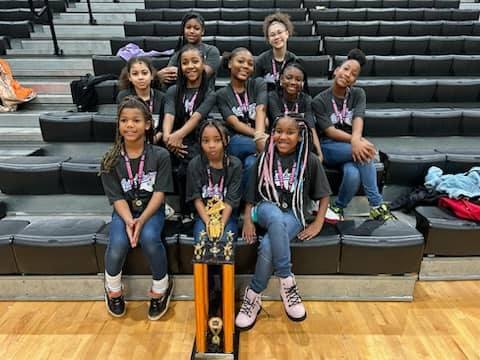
left=0, top=58, right=37, bottom=112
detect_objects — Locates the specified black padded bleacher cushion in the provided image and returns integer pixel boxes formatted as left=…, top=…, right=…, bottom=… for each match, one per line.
left=0, top=219, right=29, bottom=274
left=95, top=220, right=180, bottom=275
left=462, top=110, right=480, bottom=136
left=92, top=113, right=116, bottom=142
left=364, top=110, right=411, bottom=136
left=61, top=157, right=103, bottom=195
left=436, top=79, right=480, bottom=103
left=0, top=156, right=69, bottom=194
left=94, top=80, right=118, bottom=105
left=412, top=54, right=452, bottom=76
left=0, top=35, right=10, bottom=55
left=39, top=111, right=94, bottom=142
left=415, top=206, right=480, bottom=256
left=92, top=55, right=126, bottom=76
left=291, top=223, right=340, bottom=274
left=338, top=219, right=424, bottom=274
left=0, top=20, right=32, bottom=38
left=452, top=55, right=480, bottom=76
left=0, top=201, right=5, bottom=219
left=411, top=110, right=462, bottom=136
left=177, top=235, right=257, bottom=274
left=441, top=150, right=480, bottom=174
left=380, top=150, right=446, bottom=186
left=13, top=218, right=104, bottom=274
left=391, top=79, right=436, bottom=102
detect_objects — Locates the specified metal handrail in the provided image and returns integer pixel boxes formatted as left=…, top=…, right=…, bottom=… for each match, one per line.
left=28, top=0, right=63, bottom=56
left=86, top=0, right=97, bottom=25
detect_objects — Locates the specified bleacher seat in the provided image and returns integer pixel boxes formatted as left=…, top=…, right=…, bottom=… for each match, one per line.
left=363, top=110, right=411, bottom=136
left=92, top=55, right=126, bottom=77
left=378, top=20, right=411, bottom=36
left=291, top=223, right=341, bottom=275
left=411, top=110, right=462, bottom=136
left=0, top=220, right=29, bottom=274
left=374, top=55, right=413, bottom=76
left=0, top=0, right=66, bottom=12
left=380, top=149, right=446, bottom=185
left=436, top=79, right=480, bottom=102
left=429, top=36, right=464, bottom=55
left=390, top=79, right=436, bottom=102
left=13, top=218, right=104, bottom=275
left=324, top=36, right=359, bottom=55
left=412, top=54, right=452, bottom=76
left=338, top=219, right=424, bottom=275
left=39, top=111, right=94, bottom=142
left=95, top=221, right=180, bottom=275
left=0, top=35, right=10, bottom=55
left=94, top=80, right=118, bottom=106
left=110, top=37, right=145, bottom=55
left=415, top=206, right=480, bottom=256
left=361, top=36, right=394, bottom=55
left=61, top=158, right=104, bottom=195
left=92, top=113, right=116, bottom=142
left=461, top=110, right=480, bottom=136
left=442, top=150, right=480, bottom=174
left=298, top=55, right=330, bottom=79
left=464, top=36, right=480, bottom=55
left=0, top=20, right=32, bottom=38
left=0, top=201, right=5, bottom=219
left=316, top=21, right=349, bottom=37
left=0, top=156, right=69, bottom=194
left=394, top=36, right=429, bottom=55
left=356, top=79, right=392, bottom=102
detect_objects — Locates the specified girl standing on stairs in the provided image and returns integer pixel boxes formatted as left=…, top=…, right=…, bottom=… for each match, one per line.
left=117, top=56, right=165, bottom=144
left=157, top=12, right=220, bottom=88
left=100, top=96, right=174, bottom=320
left=235, top=114, right=331, bottom=331
left=255, top=12, right=297, bottom=92
left=312, top=48, right=394, bottom=222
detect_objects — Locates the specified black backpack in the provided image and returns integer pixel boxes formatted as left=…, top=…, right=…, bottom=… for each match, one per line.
left=70, top=73, right=117, bottom=112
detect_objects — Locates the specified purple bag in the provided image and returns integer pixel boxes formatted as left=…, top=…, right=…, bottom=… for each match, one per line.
left=116, top=43, right=174, bottom=61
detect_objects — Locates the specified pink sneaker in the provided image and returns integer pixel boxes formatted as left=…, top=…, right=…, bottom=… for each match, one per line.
left=279, top=276, right=306, bottom=322
left=235, top=287, right=262, bottom=331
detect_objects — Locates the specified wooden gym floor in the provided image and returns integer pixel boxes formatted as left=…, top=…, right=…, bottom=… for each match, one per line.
left=0, top=281, right=479, bottom=359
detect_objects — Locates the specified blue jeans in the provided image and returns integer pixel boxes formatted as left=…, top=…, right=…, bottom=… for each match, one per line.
left=228, top=134, right=256, bottom=191
left=105, top=208, right=167, bottom=280
left=250, top=201, right=302, bottom=293
left=193, top=216, right=238, bottom=243
left=321, top=138, right=383, bottom=208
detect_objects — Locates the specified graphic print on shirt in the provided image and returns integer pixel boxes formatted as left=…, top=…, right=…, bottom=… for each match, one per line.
left=330, top=109, right=353, bottom=127
left=232, top=102, right=257, bottom=123
left=201, top=183, right=227, bottom=200
left=274, top=168, right=293, bottom=191
left=120, top=171, right=157, bottom=193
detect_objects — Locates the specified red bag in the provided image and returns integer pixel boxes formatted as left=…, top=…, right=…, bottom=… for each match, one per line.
left=438, top=197, right=480, bottom=221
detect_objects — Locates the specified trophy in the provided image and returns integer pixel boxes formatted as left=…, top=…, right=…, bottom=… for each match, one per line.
left=192, top=195, right=236, bottom=358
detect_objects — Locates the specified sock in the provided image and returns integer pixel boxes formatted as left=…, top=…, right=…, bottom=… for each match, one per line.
left=152, top=274, right=169, bottom=295
left=105, top=271, right=122, bottom=293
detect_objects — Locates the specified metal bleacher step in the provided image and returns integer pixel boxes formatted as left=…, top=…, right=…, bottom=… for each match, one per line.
left=0, top=111, right=45, bottom=127
left=0, top=127, right=42, bottom=142
left=20, top=80, right=72, bottom=95
left=53, top=12, right=135, bottom=25
left=67, top=2, right=144, bottom=12
left=31, top=25, right=125, bottom=39
left=7, top=39, right=111, bottom=55
left=6, top=56, right=93, bottom=76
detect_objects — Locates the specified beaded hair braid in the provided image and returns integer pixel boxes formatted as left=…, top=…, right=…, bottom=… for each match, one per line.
left=99, top=96, right=154, bottom=174
left=257, top=114, right=311, bottom=227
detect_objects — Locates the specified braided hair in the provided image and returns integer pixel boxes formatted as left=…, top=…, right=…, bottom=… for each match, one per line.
left=197, top=119, right=230, bottom=198
left=173, top=44, right=208, bottom=131
left=277, top=59, right=310, bottom=96
left=99, top=96, right=154, bottom=174
left=257, top=114, right=312, bottom=227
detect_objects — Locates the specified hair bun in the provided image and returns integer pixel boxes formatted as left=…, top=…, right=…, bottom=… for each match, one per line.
left=347, top=48, right=367, bottom=67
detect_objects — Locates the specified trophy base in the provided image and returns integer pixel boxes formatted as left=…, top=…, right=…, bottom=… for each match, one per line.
left=191, top=332, right=239, bottom=360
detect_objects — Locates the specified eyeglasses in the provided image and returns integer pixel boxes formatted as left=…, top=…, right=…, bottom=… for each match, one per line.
left=268, top=30, right=286, bottom=39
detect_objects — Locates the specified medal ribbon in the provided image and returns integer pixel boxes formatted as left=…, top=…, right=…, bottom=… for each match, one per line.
left=233, top=87, right=250, bottom=122
left=271, top=59, right=285, bottom=81
left=331, top=89, right=349, bottom=125
left=283, top=101, right=299, bottom=114
left=123, top=149, right=146, bottom=193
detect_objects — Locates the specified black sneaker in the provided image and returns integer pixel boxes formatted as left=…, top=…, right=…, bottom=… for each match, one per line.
left=104, top=288, right=126, bottom=318
left=148, top=277, right=174, bottom=321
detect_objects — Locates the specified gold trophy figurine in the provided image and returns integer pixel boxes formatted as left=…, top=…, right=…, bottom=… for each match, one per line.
left=206, top=195, right=225, bottom=256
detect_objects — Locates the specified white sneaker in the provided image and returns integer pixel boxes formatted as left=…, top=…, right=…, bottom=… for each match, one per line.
left=325, top=204, right=344, bottom=223
left=279, top=276, right=306, bottom=322
left=235, top=287, right=262, bottom=331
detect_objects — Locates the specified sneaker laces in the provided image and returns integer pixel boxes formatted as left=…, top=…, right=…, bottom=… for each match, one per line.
left=150, top=296, right=162, bottom=311
left=239, top=292, right=259, bottom=317
left=283, top=284, right=302, bottom=307
left=110, top=295, right=123, bottom=306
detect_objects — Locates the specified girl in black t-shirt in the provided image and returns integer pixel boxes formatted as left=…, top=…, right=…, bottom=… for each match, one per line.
left=157, top=12, right=220, bottom=87
left=186, top=120, right=242, bottom=244
left=163, top=44, right=216, bottom=214
left=255, top=12, right=297, bottom=91
left=236, top=115, right=331, bottom=331
left=117, top=56, right=164, bottom=143
left=268, top=61, right=322, bottom=156
left=100, top=96, right=174, bottom=321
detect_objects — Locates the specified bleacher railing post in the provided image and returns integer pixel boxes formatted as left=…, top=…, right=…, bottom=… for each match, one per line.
left=86, top=0, right=97, bottom=25
left=28, top=0, right=64, bottom=56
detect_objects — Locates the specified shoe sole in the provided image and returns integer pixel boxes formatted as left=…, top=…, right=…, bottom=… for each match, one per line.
left=148, top=281, right=175, bottom=321
left=235, top=310, right=260, bottom=332
left=280, top=295, right=307, bottom=322
left=104, top=293, right=126, bottom=318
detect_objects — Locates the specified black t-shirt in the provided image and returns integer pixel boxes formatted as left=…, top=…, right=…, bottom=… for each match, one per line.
left=185, top=155, right=243, bottom=209
left=254, top=49, right=297, bottom=91
left=312, top=86, right=366, bottom=136
left=216, top=78, right=267, bottom=134
left=101, top=144, right=174, bottom=207
left=245, top=151, right=331, bottom=218
left=267, top=90, right=316, bottom=130
left=117, top=88, right=165, bottom=131
left=164, top=85, right=216, bottom=142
